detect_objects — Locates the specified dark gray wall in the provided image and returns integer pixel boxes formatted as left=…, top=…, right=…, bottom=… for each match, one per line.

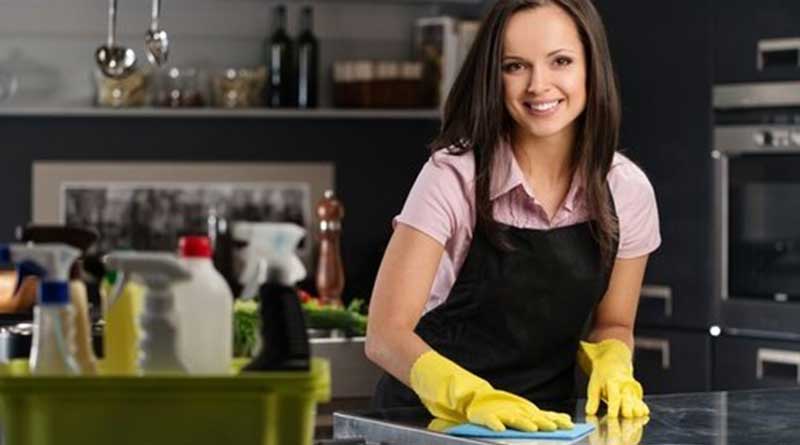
left=0, top=116, right=438, bottom=300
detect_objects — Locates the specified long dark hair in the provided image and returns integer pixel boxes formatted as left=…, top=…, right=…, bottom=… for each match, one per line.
left=429, top=0, right=620, bottom=266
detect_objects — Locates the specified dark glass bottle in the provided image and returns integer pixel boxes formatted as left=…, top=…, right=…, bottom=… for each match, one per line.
left=296, top=6, right=318, bottom=108
left=265, top=5, right=294, bottom=107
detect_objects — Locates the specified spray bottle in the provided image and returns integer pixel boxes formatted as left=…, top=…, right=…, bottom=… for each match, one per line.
left=232, top=222, right=310, bottom=371
left=17, top=224, right=101, bottom=374
left=104, top=252, right=191, bottom=374
left=9, top=243, right=80, bottom=375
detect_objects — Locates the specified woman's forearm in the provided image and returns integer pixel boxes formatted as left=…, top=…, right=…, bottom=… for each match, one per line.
left=365, top=326, right=432, bottom=386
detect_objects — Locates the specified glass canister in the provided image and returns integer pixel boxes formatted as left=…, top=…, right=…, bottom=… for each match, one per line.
left=211, top=67, right=267, bottom=108
left=156, top=67, right=208, bottom=108
left=92, top=68, right=150, bottom=108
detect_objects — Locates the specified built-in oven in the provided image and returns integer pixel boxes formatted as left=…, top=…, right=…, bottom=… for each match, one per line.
left=713, top=81, right=800, bottom=338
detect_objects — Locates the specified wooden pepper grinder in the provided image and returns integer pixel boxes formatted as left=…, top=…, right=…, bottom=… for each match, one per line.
left=316, top=189, right=345, bottom=306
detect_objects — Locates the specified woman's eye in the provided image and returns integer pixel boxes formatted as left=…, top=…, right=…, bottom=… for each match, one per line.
left=554, top=56, right=573, bottom=67
left=502, top=62, right=523, bottom=73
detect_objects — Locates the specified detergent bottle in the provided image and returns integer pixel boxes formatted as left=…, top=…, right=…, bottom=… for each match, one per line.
left=173, top=235, right=233, bottom=374
left=100, top=270, right=144, bottom=375
left=104, top=251, right=191, bottom=374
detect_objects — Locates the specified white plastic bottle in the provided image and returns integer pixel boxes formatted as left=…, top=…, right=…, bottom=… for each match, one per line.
left=32, top=298, right=79, bottom=375
left=174, top=236, right=233, bottom=374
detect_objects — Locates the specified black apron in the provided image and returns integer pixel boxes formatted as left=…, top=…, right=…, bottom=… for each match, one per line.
left=373, top=195, right=618, bottom=408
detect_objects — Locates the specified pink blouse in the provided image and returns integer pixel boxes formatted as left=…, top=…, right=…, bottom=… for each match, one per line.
left=394, top=142, right=661, bottom=313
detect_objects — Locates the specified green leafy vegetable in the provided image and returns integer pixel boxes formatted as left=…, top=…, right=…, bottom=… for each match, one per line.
left=302, top=298, right=368, bottom=336
left=233, top=300, right=259, bottom=358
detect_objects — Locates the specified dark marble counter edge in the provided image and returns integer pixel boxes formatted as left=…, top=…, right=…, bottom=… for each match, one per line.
left=332, top=387, right=800, bottom=445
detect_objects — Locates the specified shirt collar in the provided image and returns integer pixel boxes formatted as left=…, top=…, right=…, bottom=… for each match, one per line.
left=562, top=171, right=583, bottom=212
left=489, top=139, right=584, bottom=213
left=489, top=139, right=525, bottom=201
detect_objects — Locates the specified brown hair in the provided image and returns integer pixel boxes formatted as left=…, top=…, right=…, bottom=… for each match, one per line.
left=430, top=0, right=620, bottom=266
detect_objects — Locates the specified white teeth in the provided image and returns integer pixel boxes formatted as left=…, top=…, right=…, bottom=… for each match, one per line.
left=529, top=100, right=559, bottom=111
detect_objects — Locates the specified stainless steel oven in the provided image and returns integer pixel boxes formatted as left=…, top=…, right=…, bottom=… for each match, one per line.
left=713, top=81, right=800, bottom=338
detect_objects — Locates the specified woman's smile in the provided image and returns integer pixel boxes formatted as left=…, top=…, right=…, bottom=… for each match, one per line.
left=523, top=98, right=565, bottom=116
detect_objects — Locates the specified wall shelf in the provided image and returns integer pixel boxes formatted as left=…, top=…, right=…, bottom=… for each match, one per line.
left=0, top=107, right=442, bottom=120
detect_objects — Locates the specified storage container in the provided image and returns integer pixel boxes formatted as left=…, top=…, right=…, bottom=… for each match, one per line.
left=0, top=358, right=330, bottom=445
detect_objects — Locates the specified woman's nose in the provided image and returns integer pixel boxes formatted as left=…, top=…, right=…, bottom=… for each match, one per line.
left=526, top=67, right=551, bottom=94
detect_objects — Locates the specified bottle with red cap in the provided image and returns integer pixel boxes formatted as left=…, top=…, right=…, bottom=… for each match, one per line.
left=173, top=235, right=233, bottom=374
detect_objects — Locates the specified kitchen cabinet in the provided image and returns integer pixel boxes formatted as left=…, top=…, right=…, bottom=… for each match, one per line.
left=714, top=334, right=800, bottom=391
left=636, top=283, right=716, bottom=330
left=594, top=0, right=715, bottom=332
left=713, top=0, right=800, bottom=84
left=633, top=328, right=711, bottom=394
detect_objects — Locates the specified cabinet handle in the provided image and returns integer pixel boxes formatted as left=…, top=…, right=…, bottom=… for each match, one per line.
left=634, top=336, right=671, bottom=370
left=640, top=284, right=673, bottom=317
left=756, top=348, right=800, bottom=383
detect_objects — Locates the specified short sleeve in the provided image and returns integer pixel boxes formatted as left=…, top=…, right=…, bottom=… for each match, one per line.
left=393, top=152, right=472, bottom=247
left=608, top=155, right=662, bottom=259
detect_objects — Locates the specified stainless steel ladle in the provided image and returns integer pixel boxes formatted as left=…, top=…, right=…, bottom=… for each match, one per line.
left=144, top=0, right=169, bottom=66
left=95, top=0, right=137, bottom=78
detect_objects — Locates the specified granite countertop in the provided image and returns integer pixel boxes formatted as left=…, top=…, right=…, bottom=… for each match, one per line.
left=332, top=387, right=800, bottom=444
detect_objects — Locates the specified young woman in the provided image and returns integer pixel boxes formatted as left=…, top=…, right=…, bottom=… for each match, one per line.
left=365, top=0, right=658, bottom=432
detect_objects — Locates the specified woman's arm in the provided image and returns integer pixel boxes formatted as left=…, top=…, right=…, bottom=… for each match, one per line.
left=364, top=223, right=445, bottom=386
left=588, top=255, right=650, bottom=349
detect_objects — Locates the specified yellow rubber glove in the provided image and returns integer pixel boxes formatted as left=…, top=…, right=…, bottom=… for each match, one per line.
left=410, top=350, right=574, bottom=432
left=585, top=415, right=649, bottom=445
left=578, top=339, right=650, bottom=418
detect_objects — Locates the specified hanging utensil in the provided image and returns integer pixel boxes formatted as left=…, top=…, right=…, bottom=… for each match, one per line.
left=144, top=0, right=169, bottom=66
left=95, top=0, right=137, bottom=78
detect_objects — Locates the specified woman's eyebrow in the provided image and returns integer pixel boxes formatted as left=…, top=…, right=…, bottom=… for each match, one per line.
left=502, top=48, right=577, bottom=59
left=547, top=48, right=577, bottom=56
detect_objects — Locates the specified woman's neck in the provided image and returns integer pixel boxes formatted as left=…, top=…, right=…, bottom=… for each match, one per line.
left=511, top=127, right=576, bottom=187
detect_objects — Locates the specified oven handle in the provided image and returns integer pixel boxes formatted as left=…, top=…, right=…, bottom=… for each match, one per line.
left=634, top=336, right=671, bottom=370
left=640, top=284, right=673, bottom=317
left=756, top=348, right=800, bottom=383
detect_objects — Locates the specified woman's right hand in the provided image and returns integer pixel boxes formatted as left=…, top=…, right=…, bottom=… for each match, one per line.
left=411, top=350, right=574, bottom=432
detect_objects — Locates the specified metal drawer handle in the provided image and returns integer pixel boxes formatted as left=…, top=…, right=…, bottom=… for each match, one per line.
left=756, top=348, right=800, bottom=383
left=634, top=337, right=671, bottom=370
left=640, top=284, right=673, bottom=317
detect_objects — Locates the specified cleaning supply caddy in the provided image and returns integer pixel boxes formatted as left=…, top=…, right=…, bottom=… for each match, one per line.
left=0, top=242, right=330, bottom=445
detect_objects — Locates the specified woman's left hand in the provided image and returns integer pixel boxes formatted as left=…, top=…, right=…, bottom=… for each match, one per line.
left=585, top=415, right=649, bottom=445
left=578, top=339, right=650, bottom=418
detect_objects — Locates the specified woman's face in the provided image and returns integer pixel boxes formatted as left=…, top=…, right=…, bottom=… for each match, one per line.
left=502, top=4, right=587, bottom=143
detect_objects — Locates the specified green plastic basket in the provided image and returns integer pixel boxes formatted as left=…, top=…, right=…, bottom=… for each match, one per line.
left=0, top=358, right=330, bottom=445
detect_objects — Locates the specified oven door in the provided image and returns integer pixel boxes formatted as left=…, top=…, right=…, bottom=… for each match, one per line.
left=714, top=150, right=800, bottom=336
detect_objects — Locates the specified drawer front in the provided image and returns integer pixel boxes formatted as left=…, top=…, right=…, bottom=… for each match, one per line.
left=636, top=283, right=715, bottom=329
left=714, top=335, right=800, bottom=390
left=633, top=328, right=711, bottom=394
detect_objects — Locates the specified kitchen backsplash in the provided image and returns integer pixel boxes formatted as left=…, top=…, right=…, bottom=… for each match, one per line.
left=0, top=0, right=442, bottom=107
